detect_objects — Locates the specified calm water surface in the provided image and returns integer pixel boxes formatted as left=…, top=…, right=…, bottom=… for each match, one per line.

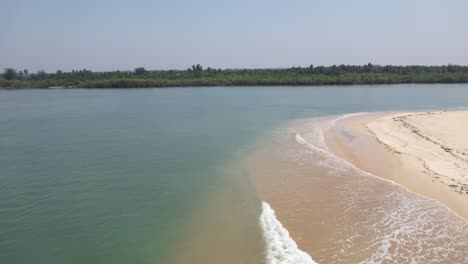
left=1, top=84, right=468, bottom=263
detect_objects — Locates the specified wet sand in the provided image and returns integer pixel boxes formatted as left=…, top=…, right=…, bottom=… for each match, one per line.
left=250, top=116, right=468, bottom=263
left=326, top=111, right=468, bottom=219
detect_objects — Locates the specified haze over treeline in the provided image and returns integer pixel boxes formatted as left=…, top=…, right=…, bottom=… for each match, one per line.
left=2, top=0, right=468, bottom=72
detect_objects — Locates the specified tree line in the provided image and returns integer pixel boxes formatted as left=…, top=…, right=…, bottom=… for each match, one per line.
left=1, top=64, right=468, bottom=89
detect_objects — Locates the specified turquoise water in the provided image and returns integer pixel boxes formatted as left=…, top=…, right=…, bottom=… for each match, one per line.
left=1, top=84, right=468, bottom=263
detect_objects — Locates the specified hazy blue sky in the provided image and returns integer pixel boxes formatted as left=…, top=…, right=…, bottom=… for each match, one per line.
left=2, top=0, right=468, bottom=72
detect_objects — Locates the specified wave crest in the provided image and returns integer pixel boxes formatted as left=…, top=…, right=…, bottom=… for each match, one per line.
left=260, top=201, right=317, bottom=264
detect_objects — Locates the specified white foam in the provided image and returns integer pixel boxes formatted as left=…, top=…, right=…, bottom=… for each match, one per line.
left=295, top=133, right=327, bottom=154
left=260, top=201, right=318, bottom=264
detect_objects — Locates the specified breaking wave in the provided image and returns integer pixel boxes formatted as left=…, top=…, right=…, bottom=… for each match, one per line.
left=260, top=202, right=317, bottom=264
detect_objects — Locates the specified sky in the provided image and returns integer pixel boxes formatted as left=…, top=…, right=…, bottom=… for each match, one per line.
left=2, top=0, right=468, bottom=72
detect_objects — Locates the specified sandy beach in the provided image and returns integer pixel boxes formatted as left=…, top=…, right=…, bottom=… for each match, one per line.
left=250, top=115, right=468, bottom=263
left=325, top=111, right=468, bottom=219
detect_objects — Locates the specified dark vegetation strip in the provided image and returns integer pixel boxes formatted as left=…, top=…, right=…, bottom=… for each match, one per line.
left=2, top=64, right=468, bottom=89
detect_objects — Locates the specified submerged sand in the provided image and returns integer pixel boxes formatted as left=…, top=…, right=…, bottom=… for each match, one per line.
left=327, top=111, right=468, bottom=219
left=170, top=111, right=468, bottom=263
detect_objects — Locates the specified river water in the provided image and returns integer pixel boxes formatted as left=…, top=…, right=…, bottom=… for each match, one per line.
left=1, top=84, right=468, bottom=263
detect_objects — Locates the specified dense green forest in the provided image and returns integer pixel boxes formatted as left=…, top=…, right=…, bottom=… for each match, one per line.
left=2, top=64, right=468, bottom=89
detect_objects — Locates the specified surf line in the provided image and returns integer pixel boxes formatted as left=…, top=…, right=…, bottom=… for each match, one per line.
left=257, top=113, right=366, bottom=264
left=260, top=201, right=318, bottom=264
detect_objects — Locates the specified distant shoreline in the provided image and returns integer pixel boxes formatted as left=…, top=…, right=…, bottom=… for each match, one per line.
left=2, top=64, right=468, bottom=89
left=2, top=79, right=468, bottom=90
left=2, top=77, right=468, bottom=90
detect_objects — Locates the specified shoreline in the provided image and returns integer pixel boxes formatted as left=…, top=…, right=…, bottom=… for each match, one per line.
left=2, top=82, right=468, bottom=90
left=324, top=111, right=468, bottom=219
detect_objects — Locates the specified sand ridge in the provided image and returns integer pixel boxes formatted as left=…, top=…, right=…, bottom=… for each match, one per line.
left=326, top=110, right=468, bottom=219
left=367, top=111, right=468, bottom=195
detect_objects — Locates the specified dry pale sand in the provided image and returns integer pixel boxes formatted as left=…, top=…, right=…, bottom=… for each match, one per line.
left=326, top=111, right=468, bottom=219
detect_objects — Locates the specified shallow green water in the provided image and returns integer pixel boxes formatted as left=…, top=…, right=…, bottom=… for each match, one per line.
left=1, top=84, right=468, bottom=263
